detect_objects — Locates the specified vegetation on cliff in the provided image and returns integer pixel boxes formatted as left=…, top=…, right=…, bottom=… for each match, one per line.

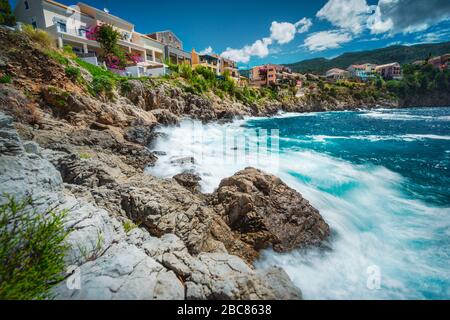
left=385, top=63, right=450, bottom=99
left=0, top=196, right=69, bottom=300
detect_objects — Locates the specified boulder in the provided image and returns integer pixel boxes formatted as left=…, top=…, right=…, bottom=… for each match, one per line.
left=173, top=172, right=202, bottom=193
left=142, top=234, right=302, bottom=300
left=209, top=167, right=330, bottom=255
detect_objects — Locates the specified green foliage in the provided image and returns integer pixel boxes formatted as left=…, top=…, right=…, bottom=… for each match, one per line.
left=0, top=73, right=11, bottom=84
left=95, top=24, right=127, bottom=69
left=45, top=49, right=69, bottom=66
left=74, top=57, right=119, bottom=79
left=65, top=66, right=81, bottom=82
left=79, top=153, right=92, bottom=160
left=120, top=79, right=133, bottom=95
left=22, top=24, right=55, bottom=49
left=76, top=231, right=104, bottom=262
left=96, top=24, right=120, bottom=55
left=0, top=195, right=69, bottom=300
left=92, top=74, right=115, bottom=97
left=123, top=220, right=138, bottom=234
left=0, top=0, right=16, bottom=26
left=386, top=63, right=450, bottom=98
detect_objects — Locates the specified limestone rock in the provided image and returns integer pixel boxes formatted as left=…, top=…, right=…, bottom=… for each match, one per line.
left=173, top=172, right=202, bottom=193
left=210, top=167, right=330, bottom=255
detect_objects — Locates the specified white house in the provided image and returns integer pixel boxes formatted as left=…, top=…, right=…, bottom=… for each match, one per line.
left=14, top=0, right=167, bottom=77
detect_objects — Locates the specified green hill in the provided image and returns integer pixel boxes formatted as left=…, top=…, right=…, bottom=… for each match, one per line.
left=283, top=41, right=450, bottom=75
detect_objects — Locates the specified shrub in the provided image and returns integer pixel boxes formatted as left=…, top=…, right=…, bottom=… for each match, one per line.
left=123, top=220, right=138, bottom=234
left=0, top=74, right=11, bottom=84
left=0, top=195, right=69, bottom=300
left=95, top=24, right=127, bottom=70
left=45, top=50, right=69, bottom=66
left=119, top=79, right=133, bottom=95
left=65, top=66, right=81, bottom=82
left=0, top=0, right=16, bottom=26
left=74, top=58, right=120, bottom=80
left=22, top=24, right=55, bottom=49
left=179, top=63, right=193, bottom=80
left=92, top=75, right=115, bottom=97
left=79, top=153, right=92, bottom=160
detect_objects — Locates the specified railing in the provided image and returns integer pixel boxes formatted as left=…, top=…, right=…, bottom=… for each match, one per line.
left=76, top=52, right=97, bottom=58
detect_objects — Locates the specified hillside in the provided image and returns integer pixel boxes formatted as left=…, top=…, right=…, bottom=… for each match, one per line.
left=284, top=41, right=450, bottom=74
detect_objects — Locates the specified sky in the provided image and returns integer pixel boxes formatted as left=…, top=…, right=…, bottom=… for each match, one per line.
left=9, top=0, right=450, bottom=68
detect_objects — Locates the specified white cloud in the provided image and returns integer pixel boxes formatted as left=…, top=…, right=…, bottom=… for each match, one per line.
left=270, top=18, right=313, bottom=44
left=270, top=21, right=298, bottom=44
left=221, top=17, right=311, bottom=63
left=368, top=0, right=450, bottom=35
left=415, top=29, right=450, bottom=43
left=295, top=18, right=313, bottom=34
left=199, top=46, right=213, bottom=55
left=303, top=30, right=353, bottom=52
left=316, top=0, right=375, bottom=34
left=221, top=38, right=273, bottom=63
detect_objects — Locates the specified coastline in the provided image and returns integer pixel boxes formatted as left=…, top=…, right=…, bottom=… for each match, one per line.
left=1, top=26, right=450, bottom=300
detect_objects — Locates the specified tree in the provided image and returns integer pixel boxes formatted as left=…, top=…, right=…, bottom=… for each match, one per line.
left=95, top=24, right=126, bottom=70
left=0, top=0, right=16, bottom=26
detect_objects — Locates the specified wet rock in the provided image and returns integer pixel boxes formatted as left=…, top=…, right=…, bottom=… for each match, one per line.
left=170, top=156, right=195, bottom=166
left=209, top=167, right=330, bottom=255
left=0, top=113, right=24, bottom=156
left=173, top=172, right=202, bottom=193
left=151, top=109, right=180, bottom=126
left=124, top=125, right=156, bottom=146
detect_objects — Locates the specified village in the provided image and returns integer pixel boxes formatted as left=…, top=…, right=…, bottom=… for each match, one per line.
left=11, top=0, right=449, bottom=93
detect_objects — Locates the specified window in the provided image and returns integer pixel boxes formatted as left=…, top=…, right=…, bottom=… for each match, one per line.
left=31, top=17, right=37, bottom=29
left=24, top=1, right=29, bottom=10
left=57, top=21, right=67, bottom=33
left=78, top=28, right=87, bottom=38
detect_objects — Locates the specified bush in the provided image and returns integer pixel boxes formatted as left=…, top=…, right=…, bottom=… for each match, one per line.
left=65, top=66, right=81, bottom=82
left=22, top=24, right=55, bottom=49
left=45, top=50, right=69, bottom=66
left=75, top=57, right=119, bottom=79
left=0, top=74, right=11, bottom=84
left=0, top=195, right=69, bottom=300
left=0, top=0, right=16, bottom=26
left=179, top=63, right=193, bottom=80
left=119, top=79, right=133, bottom=95
left=123, top=220, right=138, bottom=234
left=92, top=75, right=115, bottom=97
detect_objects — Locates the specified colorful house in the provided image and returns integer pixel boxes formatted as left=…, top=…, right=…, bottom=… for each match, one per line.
left=147, top=30, right=192, bottom=66
left=346, top=64, right=377, bottom=81
left=325, top=68, right=349, bottom=81
left=428, top=54, right=450, bottom=70
left=191, top=49, right=221, bottom=74
left=375, top=62, right=402, bottom=80
left=249, top=64, right=300, bottom=87
left=14, top=0, right=166, bottom=77
left=220, top=57, right=239, bottom=82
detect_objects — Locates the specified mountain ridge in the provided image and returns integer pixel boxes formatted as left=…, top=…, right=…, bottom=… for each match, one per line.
left=283, top=41, right=450, bottom=74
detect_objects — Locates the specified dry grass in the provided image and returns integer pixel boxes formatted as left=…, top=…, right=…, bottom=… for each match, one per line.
left=22, top=24, right=55, bottom=50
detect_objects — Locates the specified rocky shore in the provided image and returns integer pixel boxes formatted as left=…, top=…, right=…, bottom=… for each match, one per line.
left=0, top=31, right=332, bottom=297
left=0, top=28, right=338, bottom=300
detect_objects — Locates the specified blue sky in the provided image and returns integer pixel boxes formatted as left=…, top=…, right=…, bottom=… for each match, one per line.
left=9, top=0, right=450, bottom=68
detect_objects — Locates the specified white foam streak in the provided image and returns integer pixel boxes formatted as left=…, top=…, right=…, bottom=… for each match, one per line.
left=147, top=118, right=450, bottom=300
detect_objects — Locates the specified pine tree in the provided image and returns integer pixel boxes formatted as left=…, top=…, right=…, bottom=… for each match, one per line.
left=0, top=0, right=16, bottom=26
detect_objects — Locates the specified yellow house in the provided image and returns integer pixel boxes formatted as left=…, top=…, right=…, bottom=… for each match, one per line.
left=191, top=49, right=220, bottom=75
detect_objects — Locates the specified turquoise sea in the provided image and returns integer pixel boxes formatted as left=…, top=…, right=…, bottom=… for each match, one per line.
left=148, top=107, right=450, bottom=300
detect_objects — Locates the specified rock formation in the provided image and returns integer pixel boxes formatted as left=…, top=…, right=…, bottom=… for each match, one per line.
left=209, top=168, right=331, bottom=253
left=0, top=112, right=303, bottom=300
